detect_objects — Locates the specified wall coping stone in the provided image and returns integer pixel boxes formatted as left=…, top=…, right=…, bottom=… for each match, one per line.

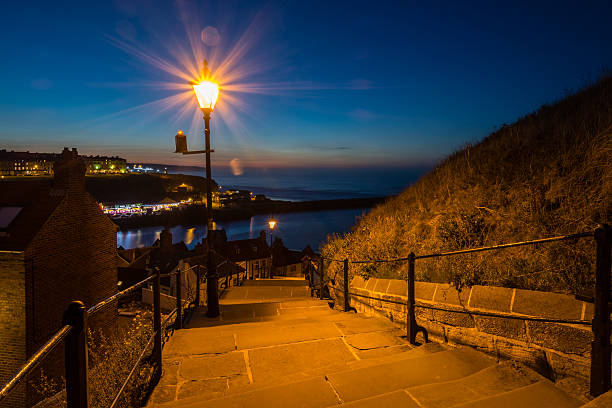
left=469, top=285, right=514, bottom=312
left=512, top=288, right=583, bottom=320
left=353, top=278, right=590, bottom=322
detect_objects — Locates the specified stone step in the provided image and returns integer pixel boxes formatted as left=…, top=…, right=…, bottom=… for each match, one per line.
left=329, top=390, right=420, bottom=407
left=406, top=361, right=542, bottom=407
left=450, top=380, right=583, bottom=408
left=326, top=347, right=495, bottom=403
left=241, top=279, right=310, bottom=287
left=152, top=342, right=444, bottom=407
left=580, top=389, right=612, bottom=407
left=157, top=377, right=340, bottom=408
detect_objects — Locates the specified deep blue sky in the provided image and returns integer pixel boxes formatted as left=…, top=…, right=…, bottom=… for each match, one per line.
left=1, top=0, right=611, bottom=169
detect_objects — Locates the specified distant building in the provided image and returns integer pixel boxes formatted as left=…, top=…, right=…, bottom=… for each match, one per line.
left=84, top=155, right=127, bottom=174
left=271, top=239, right=304, bottom=278
left=218, top=189, right=254, bottom=208
left=0, top=149, right=127, bottom=176
left=0, top=148, right=118, bottom=407
left=196, top=230, right=271, bottom=279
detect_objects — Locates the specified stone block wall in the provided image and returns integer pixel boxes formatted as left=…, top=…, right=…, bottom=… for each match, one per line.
left=0, top=253, right=26, bottom=408
left=339, top=276, right=597, bottom=382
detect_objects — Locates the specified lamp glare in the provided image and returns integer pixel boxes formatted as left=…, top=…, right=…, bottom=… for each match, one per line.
left=192, top=81, right=219, bottom=110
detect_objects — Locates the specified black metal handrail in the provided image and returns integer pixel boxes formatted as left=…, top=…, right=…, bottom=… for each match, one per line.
left=315, top=225, right=611, bottom=397
left=88, top=275, right=155, bottom=315
left=0, top=325, right=72, bottom=400
left=0, top=266, right=182, bottom=407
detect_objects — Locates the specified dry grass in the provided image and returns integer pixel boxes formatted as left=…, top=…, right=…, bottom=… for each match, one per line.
left=322, top=75, right=612, bottom=294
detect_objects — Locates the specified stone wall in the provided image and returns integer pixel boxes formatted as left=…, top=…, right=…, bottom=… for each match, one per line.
left=0, top=252, right=26, bottom=408
left=337, top=276, right=596, bottom=382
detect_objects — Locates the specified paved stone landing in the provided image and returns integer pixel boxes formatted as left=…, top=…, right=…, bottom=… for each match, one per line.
left=147, top=279, right=583, bottom=408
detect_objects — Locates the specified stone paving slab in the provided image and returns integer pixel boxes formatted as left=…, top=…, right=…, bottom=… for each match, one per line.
left=179, top=352, right=246, bottom=379
left=221, top=286, right=311, bottom=300
left=407, top=362, right=540, bottom=407
left=326, top=348, right=494, bottom=403
left=452, top=380, right=582, bottom=408
left=163, top=330, right=236, bottom=357
left=334, top=390, right=419, bottom=407
left=235, top=321, right=342, bottom=349
left=344, top=330, right=407, bottom=350
left=247, top=337, right=356, bottom=382
left=333, top=316, right=395, bottom=335
left=354, top=344, right=414, bottom=360
left=166, top=377, right=340, bottom=408
left=242, top=279, right=309, bottom=287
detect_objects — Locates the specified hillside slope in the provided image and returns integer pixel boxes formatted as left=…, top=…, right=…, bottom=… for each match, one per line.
left=322, top=76, right=612, bottom=293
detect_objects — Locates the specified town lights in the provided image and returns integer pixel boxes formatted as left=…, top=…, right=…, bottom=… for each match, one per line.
left=173, top=59, right=220, bottom=317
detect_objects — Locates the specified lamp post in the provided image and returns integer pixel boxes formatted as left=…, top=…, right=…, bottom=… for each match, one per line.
left=268, top=219, right=276, bottom=279
left=268, top=219, right=277, bottom=246
left=174, top=60, right=220, bottom=317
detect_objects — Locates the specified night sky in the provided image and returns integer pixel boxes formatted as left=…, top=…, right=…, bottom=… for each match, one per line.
left=1, top=0, right=611, bottom=169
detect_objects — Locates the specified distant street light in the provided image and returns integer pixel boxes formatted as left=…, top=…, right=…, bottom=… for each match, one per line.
left=174, top=59, right=220, bottom=318
left=268, top=219, right=277, bottom=246
left=268, top=219, right=277, bottom=279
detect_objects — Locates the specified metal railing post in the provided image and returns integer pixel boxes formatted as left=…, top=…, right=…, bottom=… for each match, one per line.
left=407, top=252, right=417, bottom=344
left=344, top=259, right=350, bottom=312
left=175, top=269, right=182, bottom=330
left=153, top=269, right=162, bottom=384
left=63, top=301, right=88, bottom=408
left=591, top=224, right=611, bottom=397
left=309, top=260, right=314, bottom=297
left=319, top=259, right=325, bottom=300
left=195, top=265, right=201, bottom=307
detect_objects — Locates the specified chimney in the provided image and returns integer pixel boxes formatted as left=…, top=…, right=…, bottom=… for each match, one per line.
left=160, top=227, right=173, bottom=250
left=53, top=147, right=86, bottom=193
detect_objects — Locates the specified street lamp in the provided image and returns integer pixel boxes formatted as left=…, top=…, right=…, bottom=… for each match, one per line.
left=268, top=219, right=276, bottom=279
left=174, top=59, right=220, bottom=317
left=268, top=219, right=277, bottom=246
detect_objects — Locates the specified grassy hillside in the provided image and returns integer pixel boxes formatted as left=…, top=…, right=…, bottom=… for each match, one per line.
left=322, top=76, right=612, bottom=294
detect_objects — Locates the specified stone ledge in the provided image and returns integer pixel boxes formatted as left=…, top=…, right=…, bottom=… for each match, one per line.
left=433, top=283, right=471, bottom=306
left=469, top=285, right=514, bottom=312
left=513, top=289, right=584, bottom=320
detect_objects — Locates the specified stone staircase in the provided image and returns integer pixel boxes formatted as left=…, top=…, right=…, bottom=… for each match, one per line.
left=147, top=279, right=587, bottom=408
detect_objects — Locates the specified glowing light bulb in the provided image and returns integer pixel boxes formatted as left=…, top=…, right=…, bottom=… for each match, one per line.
left=192, top=80, right=219, bottom=110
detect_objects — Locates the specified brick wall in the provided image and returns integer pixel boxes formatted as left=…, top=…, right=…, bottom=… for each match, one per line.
left=0, top=252, right=26, bottom=408
left=335, top=277, right=598, bottom=383
left=24, top=190, right=118, bottom=405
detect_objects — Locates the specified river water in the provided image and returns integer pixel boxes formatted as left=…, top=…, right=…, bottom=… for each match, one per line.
left=117, top=165, right=429, bottom=251
left=117, top=207, right=370, bottom=251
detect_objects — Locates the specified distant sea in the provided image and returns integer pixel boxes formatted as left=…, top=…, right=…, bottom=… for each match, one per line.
left=162, top=165, right=431, bottom=201
left=118, top=165, right=431, bottom=251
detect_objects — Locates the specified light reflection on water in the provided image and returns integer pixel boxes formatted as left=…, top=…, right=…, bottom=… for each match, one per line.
left=117, top=208, right=368, bottom=251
